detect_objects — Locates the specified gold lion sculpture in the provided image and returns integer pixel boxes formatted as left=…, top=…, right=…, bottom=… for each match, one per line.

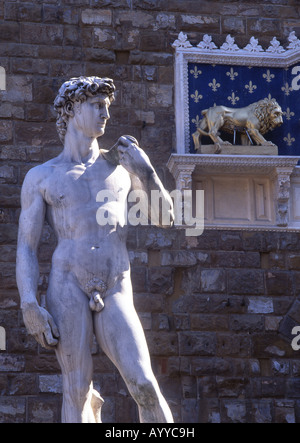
left=192, top=98, right=283, bottom=152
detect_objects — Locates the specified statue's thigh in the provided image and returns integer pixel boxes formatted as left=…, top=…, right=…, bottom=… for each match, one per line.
left=94, top=290, right=152, bottom=381
left=46, top=271, right=94, bottom=372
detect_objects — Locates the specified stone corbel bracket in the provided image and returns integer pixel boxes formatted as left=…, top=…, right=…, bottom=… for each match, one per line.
left=167, top=154, right=300, bottom=231
left=172, top=32, right=300, bottom=154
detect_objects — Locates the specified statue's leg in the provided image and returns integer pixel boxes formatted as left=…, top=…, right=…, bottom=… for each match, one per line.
left=94, top=276, right=174, bottom=423
left=46, top=271, right=99, bottom=423
left=247, top=128, right=272, bottom=146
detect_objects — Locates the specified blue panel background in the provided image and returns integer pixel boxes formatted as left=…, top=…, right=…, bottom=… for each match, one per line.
left=188, top=63, right=300, bottom=155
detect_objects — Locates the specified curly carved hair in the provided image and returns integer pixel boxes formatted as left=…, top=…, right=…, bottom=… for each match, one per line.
left=54, top=76, right=116, bottom=143
left=253, top=98, right=282, bottom=135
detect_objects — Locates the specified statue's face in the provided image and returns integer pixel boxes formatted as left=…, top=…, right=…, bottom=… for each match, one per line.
left=72, top=93, right=111, bottom=138
left=271, top=107, right=283, bottom=127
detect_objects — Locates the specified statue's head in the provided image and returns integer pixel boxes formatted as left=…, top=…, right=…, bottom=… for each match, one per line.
left=54, top=76, right=116, bottom=143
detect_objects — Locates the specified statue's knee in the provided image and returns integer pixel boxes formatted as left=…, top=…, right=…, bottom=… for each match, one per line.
left=63, top=377, right=92, bottom=406
left=130, top=377, right=159, bottom=407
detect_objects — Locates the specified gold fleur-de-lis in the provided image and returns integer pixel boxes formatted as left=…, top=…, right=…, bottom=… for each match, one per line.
left=284, top=133, right=295, bottom=146
left=281, top=82, right=293, bottom=96
left=226, top=67, right=238, bottom=81
left=191, top=90, right=203, bottom=103
left=263, top=69, right=275, bottom=83
left=227, top=92, right=240, bottom=105
left=190, top=66, right=202, bottom=79
left=192, top=115, right=202, bottom=128
left=208, top=78, right=221, bottom=92
left=283, top=108, right=295, bottom=121
left=265, top=93, right=273, bottom=101
left=245, top=80, right=257, bottom=94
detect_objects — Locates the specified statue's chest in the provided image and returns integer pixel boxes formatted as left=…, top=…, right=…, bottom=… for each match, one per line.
left=43, top=162, right=131, bottom=209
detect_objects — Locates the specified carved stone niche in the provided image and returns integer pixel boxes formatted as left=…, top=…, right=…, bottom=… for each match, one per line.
left=167, top=154, right=300, bottom=231
left=169, top=32, right=300, bottom=232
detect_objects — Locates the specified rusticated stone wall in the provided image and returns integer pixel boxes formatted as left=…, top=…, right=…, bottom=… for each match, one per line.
left=1, top=0, right=300, bottom=423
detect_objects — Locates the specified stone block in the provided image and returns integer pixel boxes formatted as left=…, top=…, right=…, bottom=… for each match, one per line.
left=230, top=314, right=264, bottom=332
left=227, top=269, right=264, bottom=295
left=148, top=266, right=174, bottom=294
left=216, top=377, right=247, bottom=398
left=0, top=354, right=25, bottom=372
left=5, top=2, right=42, bottom=22
left=0, top=165, right=16, bottom=184
left=0, top=397, right=26, bottom=423
left=252, top=400, right=272, bottom=423
left=140, top=31, right=166, bottom=52
left=133, top=0, right=165, bottom=10
left=145, top=331, right=178, bottom=356
left=248, top=17, right=282, bottom=36
left=288, top=254, right=300, bottom=270
left=129, top=50, right=173, bottom=66
left=0, top=121, right=12, bottom=144
left=262, top=379, right=286, bottom=397
left=0, top=22, right=20, bottom=43
left=216, top=334, right=251, bottom=358
left=287, top=300, right=300, bottom=323
left=90, top=0, right=129, bottom=7
left=180, top=14, right=220, bottom=33
left=81, top=9, right=112, bottom=25
left=265, top=315, right=282, bottom=331
left=265, top=271, right=293, bottom=295
left=115, top=10, right=154, bottom=28
left=3, top=75, right=33, bottom=103
left=133, top=110, right=155, bottom=126
left=15, top=121, right=60, bottom=147
left=201, top=269, right=226, bottom=293
left=131, top=266, right=147, bottom=293
left=161, top=250, right=197, bottom=267
left=133, top=293, right=163, bottom=313
left=179, top=331, right=216, bottom=356
left=221, top=399, right=247, bottom=423
left=181, top=398, right=199, bottom=423
left=274, top=399, right=295, bottom=423
left=148, top=84, right=173, bottom=108
left=211, top=251, right=261, bottom=268
left=271, top=359, right=290, bottom=376
left=39, top=375, right=63, bottom=394
left=172, top=295, right=209, bottom=314
left=27, top=397, right=61, bottom=423
left=93, top=28, right=116, bottom=48
left=7, top=374, right=38, bottom=396
left=191, top=314, right=228, bottom=331
left=21, top=23, right=64, bottom=45
left=248, top=297, right=274, bottom=314
left=222, top=17, right=246, bottom=35
left=278, top=315, right=299, bottom=342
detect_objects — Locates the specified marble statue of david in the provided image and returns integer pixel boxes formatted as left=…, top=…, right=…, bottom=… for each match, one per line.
left=16, top=76, right=174, bottom=423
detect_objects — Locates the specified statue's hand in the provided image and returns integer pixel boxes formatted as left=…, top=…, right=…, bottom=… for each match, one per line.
left=117, top=136, right=154, bottom=179
left=22, top=303, right=59, bottom=349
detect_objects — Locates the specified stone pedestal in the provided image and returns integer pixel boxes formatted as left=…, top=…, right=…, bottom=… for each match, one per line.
left=198, top=144, right=278, bottom=156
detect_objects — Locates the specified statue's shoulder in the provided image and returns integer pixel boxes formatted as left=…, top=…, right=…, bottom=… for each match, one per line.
left=22, top=157, right=58, bottom=190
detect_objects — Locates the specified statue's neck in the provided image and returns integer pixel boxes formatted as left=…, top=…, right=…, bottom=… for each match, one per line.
left=62, top=127, right=100, bottom=164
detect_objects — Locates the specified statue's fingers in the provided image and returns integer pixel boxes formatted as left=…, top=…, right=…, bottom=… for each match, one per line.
left=123, top=135, right=139, bottom=146
left=43, top=326, right=59, bottom=347
left=49, top=316, right=60, bottom=339
left=118, top=136, right=130, bottom=147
